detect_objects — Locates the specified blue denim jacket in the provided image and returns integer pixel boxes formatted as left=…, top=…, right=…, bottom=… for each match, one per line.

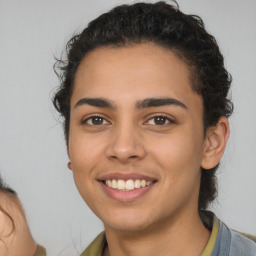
left=212, top=219, right=256, bottom=256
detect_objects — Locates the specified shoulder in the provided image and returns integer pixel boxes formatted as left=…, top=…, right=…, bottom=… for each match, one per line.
left=217, top=218, right=256, bottom=256
left=239, top=232, right=256, bottom=242
left=33, top=244, right=47, bottom=256
left=229, top=229, right=256, bottom=256
left=80, top=232, right=106, bottom=256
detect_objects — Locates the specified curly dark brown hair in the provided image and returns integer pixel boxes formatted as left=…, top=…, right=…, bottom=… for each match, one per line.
left=53, top=1, right=233, bottom=211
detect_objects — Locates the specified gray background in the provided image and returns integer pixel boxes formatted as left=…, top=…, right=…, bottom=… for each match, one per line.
left=0, top=0, right=255, bottom=255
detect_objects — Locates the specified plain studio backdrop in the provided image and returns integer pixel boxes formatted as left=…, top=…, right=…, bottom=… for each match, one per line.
left=0, top=0, right=255, bottom=255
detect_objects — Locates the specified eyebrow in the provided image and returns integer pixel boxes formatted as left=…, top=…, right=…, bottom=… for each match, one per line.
left=136, top=98, right=187, bottom=109
left=74, top=98, right=115, bottom=109
left=74, top=97, right=187, bottom=110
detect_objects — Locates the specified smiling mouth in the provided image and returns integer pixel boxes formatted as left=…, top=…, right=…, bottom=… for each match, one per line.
left=103, top=179, right=154, bottom=191
left=99, top=174, right=157, bottom=201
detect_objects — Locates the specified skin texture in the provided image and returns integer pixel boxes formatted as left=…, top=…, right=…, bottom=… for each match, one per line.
left=0, top=192, right=37, bottom=256
left=68, top=43, right=229, bottom=256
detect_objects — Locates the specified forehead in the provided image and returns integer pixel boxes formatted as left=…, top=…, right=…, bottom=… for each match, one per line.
left=72, top=43, right=201, bottom=109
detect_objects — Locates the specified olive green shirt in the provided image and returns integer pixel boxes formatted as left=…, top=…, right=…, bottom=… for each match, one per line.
left=34, top=244, right=46, bottom=256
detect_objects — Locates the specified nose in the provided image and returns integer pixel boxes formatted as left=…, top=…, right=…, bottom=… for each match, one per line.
left=105, top=122, right=146, bottom=163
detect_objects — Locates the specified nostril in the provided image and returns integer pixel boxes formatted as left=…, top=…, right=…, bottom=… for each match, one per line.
left=110, top=155, right=118, bottom=160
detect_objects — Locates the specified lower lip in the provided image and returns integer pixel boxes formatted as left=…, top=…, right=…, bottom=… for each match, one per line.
left=100, top=182, right=156, bottom=202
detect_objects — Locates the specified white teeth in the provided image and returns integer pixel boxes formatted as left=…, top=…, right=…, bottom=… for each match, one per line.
left=112, top=179, right=118, bottom=189
left=141, top=180, right=146, bottom=187
left=134, top=179, right=141, bottom=188
left=106, top=180, right=112, bottom=187
left=126, top=180, right=135, bottom=190
left=105, top=179, right=153, bottom=190
left=117, top=180, right=126, bottom=190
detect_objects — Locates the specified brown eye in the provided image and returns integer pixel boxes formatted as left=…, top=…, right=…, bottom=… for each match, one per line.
left=83, top=116, right=109, bottom=125
left=154, top=116, right=167, bottom=125
left=146, top=116, right=173, bottom=126
left=91, top=117, right=104, bottom=125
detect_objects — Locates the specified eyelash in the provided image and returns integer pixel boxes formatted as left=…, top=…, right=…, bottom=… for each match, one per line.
left=81, top=114, right=175, bottom=127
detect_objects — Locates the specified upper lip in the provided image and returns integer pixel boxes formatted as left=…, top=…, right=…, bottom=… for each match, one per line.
left=97, top=173, right=157, bottom=182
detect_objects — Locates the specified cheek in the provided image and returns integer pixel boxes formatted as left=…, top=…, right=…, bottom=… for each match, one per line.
left=150, top=134, right=203, bottom=208
left=148, top=129, right=204, bottom=181
left=68, top=130, right=106, bottom=172
left=68, top=134, right=100, bottom=201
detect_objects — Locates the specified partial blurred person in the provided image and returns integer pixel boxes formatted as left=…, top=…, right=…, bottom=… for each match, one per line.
left=0, top=176, right=46, bottom=256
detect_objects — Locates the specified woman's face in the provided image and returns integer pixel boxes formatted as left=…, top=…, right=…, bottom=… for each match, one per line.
left=68, top=43, right=207, bottom=232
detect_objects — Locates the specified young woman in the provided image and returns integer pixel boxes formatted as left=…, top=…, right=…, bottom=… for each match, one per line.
left=53, top=1, right=256, bottom=255
left=0, top=176, right=46, bottom=256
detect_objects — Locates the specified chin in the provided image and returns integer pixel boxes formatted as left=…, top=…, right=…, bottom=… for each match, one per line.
left=102, top=211, right=156, bottom=233
left=106, top=221, right=152, bottom=233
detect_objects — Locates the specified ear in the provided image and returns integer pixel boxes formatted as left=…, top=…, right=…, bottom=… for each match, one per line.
left=67, top=145, right=73, bottom=171
left=67, top=161, right=72, bottom=170
left=201, top=117, right=230, bottom=170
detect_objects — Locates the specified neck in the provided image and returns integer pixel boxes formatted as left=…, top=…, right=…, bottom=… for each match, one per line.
left=103, top=209, right=210, bottom=256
